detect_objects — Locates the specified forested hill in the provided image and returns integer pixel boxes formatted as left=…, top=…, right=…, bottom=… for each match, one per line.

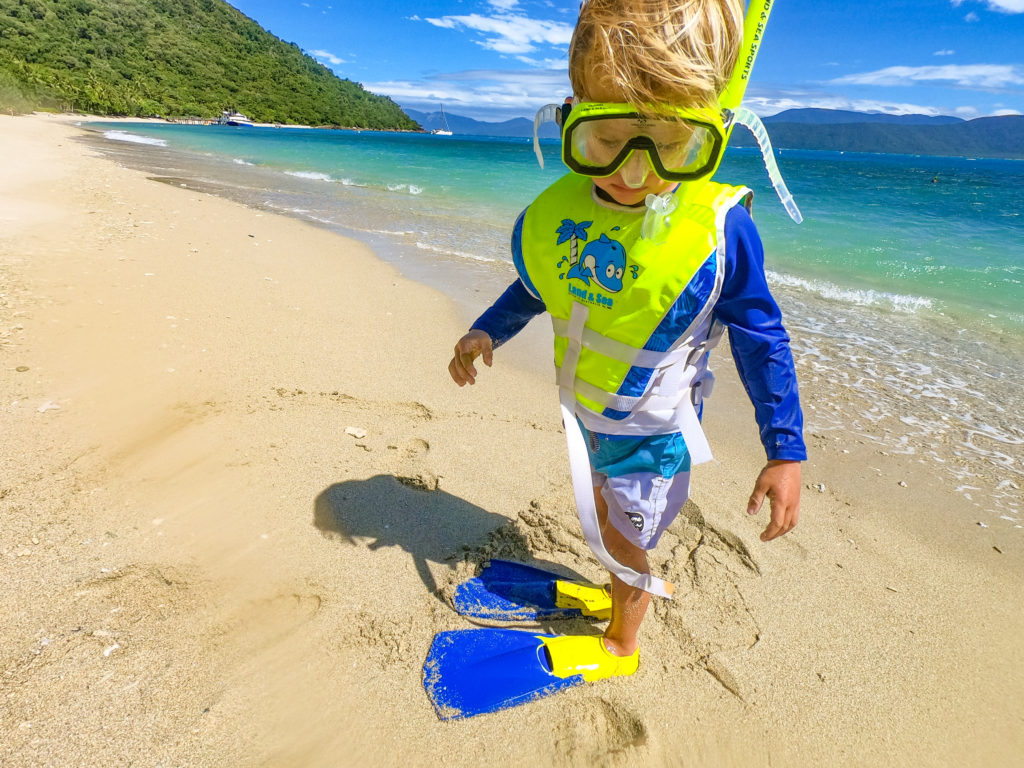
left=0, top=0, right=419, bottom=129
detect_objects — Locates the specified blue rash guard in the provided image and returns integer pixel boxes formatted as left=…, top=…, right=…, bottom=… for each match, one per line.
left=471, top=204, right=806, bottom=463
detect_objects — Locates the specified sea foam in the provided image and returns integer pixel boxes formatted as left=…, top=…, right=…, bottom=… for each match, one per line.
left=415, top=242, right=496, bottom=263
left=767, top=270, right=933, bottom=313
left=387, top=183, right=424, bottom=195
left=103, top=130, right=167, bottom=147
left=285, top=170, right=333, bottom=182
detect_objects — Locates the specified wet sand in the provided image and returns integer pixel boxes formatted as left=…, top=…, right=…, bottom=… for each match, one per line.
left=1, top=113, right=1022, bottom=767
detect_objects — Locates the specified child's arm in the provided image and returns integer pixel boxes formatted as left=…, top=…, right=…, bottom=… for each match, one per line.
left=713, top=206, right=806, bottom=542
left=448, top=278, right=546, bottom=386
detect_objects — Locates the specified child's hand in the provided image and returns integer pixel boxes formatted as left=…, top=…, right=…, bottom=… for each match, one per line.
left=746, top=460, right=802, bottom=542
left=448, top=330, right=494, bottom=386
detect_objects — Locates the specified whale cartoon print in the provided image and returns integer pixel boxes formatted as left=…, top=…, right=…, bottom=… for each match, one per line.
left=565, top=234, right=627, bottom=293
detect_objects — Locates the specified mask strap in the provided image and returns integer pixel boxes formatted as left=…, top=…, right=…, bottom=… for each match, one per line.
left=730, top=107, right=803, bottom=224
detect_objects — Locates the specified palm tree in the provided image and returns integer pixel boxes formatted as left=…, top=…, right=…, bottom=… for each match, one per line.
left=555, top=219, right=593, bottom=267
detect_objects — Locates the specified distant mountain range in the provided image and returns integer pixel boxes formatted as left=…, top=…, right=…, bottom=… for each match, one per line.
left=763, top=109, right=964, bottom=126
left=735, top=111, right=1024, bottom=160
left=406, top=108, right=560, bottom=139
left=407, top=107, right=1024, bottom=160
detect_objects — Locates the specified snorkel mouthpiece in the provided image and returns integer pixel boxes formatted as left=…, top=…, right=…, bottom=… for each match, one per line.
left=641, top=191, right=678, bottom=244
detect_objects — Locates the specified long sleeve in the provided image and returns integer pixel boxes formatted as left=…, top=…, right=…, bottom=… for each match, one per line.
left=713, top=206, right=807, bottom=461
left=470, top=278, right=546, bottom=348
left=469, top=209, right=547, bottom=347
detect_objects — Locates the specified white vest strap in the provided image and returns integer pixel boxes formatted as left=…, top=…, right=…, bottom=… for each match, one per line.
left=558, top=302, right=675, bottom=599
left=551, top=318, right=693, bottom=370
left=552, top=331, right=715, bottom=466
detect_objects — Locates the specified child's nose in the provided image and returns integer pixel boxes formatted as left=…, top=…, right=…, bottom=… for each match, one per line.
left=618, top=151, right=652, bottom=189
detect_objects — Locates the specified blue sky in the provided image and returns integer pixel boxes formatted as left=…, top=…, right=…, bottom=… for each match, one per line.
left=226, top=0, right=1023, bottom=121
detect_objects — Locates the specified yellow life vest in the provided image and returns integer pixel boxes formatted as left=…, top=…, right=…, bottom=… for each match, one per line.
left=518, top=173, right=752, bottom=446
left=515, top=174, right=752, bottom=599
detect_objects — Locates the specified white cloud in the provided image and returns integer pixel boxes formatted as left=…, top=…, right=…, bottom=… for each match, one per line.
left=422, top=11, right=573, bottom=56
left=514, top=55, right=569, bottom=69
left=366, top=70, right=1014, bottom=121
left=364, top=67, right=571, bottom=121
left=953, top=0, right=1024, bottom=12
left=829, top=64, right=1024, bottom=89
left=742, top=94, right=957, bottom=118
left=488, top=0, right=520, bottom=9
left=992, top=107, right=1023, bottom=115
left=311, top=49, right=345, bottom=66
left=933, top=50, right=956, bottom=56
left=965, top=11, right=980, bottom=20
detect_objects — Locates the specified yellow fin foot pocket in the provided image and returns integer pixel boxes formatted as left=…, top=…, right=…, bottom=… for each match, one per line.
left=554, top=579, right=612, bottom=620
left=452, top=559, right=611, bottom=621
left=541, top=635, right=639, bottom=682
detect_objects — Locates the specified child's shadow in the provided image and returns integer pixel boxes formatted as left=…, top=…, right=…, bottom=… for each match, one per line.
left=313, top=475, right=522, bottom=600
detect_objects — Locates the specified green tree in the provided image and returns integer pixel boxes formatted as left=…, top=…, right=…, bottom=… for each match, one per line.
left=0, top=0, right=420, bottom=128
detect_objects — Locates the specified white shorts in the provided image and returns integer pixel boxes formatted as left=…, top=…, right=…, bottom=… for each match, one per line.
left=580, top=421, right=693, bottom=550
left=593, top=469, right=691, bottom=550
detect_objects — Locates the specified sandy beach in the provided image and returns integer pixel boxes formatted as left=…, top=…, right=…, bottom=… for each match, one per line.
left=2, top=113, right=1022, bottom=767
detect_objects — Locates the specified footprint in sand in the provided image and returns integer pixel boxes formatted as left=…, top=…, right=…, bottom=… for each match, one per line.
left=395, top=436, right=440, bottom=491
left=337, top=609, right=428, bottom=672
left=552, top=698, right=647, bottom=766
left=652, top=502, right=762, bottom=671
left=206, top=591, right=322, bottom=659
left=403, top=436, right=430, bottom=457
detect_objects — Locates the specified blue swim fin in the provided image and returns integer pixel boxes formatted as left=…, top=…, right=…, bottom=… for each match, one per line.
left=452, top=559, right=611, bottom=621
left=422, top=628, right=584, bottom=720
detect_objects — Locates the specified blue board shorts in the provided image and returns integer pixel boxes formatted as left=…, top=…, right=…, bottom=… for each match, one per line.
left=579, top=420, right=692, bottom=550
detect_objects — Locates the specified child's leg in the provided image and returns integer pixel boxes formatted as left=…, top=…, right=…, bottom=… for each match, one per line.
left=593, top=485, right=650, bottom=656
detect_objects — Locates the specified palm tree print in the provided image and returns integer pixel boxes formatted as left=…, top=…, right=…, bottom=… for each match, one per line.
left=555, top=219, right=593, bottom=268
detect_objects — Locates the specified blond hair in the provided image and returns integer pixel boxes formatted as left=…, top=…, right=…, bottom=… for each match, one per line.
left=569, top=0, right=744, bottom=111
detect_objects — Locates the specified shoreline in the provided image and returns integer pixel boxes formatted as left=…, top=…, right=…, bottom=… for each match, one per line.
left=81, top=117, right=1024, bottom=338
left=2, top=112, right=1022, bottom=767
left=77, top=115, right=1024, bottom=534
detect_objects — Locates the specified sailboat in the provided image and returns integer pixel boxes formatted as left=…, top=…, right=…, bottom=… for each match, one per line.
left=430, top=105, right=453, bottom=136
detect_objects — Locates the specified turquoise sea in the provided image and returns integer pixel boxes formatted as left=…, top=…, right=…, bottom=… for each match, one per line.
left=81, top=122, right=1024, bottom=529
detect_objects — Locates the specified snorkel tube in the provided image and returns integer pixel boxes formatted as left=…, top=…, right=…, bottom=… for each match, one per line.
left=720, top=0, right=775, bottom=124
left=642, top=0, right=800, bottom=238
left=719, top=0, right=803, bottom=223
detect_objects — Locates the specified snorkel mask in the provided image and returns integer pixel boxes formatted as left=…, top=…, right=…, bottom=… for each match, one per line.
left=533, top=0, right=802, bottom=225
left=561, top=102, right=727, bottom=184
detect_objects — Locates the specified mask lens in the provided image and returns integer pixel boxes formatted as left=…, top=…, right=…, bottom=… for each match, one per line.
left=652, top=124, right=717, bottom=173
left=565, top=110, right=721, bottom=180
left=570, top=118, right=632, bottom=167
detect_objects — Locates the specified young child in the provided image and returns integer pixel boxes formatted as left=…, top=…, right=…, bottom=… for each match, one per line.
left=448, top=0, right=805, bottom=678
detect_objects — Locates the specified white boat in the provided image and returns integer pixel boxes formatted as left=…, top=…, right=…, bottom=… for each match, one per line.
left=218, top=110, right=254, bottom=127
left=430, top=105, right=453, bottom=136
